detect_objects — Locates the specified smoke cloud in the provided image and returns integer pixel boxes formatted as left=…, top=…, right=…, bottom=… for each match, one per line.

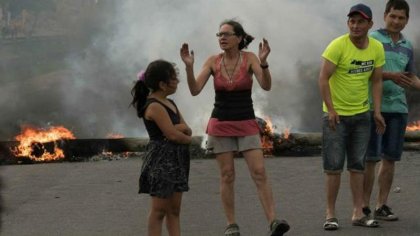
left=1, top=0, right=420, bottom=140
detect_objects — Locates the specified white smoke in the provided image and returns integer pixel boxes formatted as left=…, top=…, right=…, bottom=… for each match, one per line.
left=1, top=0, right=419, bottom=139
left=101, top=0, right=420, bottom=136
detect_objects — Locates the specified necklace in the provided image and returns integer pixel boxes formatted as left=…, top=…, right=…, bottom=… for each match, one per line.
left=222, top=52, right=240, bottom=84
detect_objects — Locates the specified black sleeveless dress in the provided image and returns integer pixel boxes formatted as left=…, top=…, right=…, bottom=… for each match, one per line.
left=138, top=98, right=190, bottom=198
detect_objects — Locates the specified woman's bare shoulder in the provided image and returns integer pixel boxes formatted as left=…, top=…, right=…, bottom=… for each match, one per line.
left=207, top=53, right=221, bottom=61
left=203, top=54, right=222, bottom=67
left=144, top=101, right=166, bottom=119
left=243, top=51, right=257, bottom=59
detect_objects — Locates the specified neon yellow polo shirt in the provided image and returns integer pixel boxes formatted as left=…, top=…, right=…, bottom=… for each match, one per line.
left=322, top=34, right=385, bottom=115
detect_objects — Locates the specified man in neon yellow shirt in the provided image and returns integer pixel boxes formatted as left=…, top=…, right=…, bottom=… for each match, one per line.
left=319, top=3, right=386, bottom=230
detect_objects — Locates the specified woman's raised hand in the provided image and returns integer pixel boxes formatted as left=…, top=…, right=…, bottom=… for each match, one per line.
left=180, top=43, right=194, bottom=67
left=258, top=38, right=270, bottom=64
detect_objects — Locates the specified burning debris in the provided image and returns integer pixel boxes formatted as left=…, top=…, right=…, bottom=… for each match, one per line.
left=0, top=125, right=206, bottom=165
left=11, top=125, right=75, bottom=162
left=257, top=116, right=420, bottom=156
left=3, top=137, right=151, bottom=164
left=257, top=117, right=320, bottom=156
left=257, top=117, right=289, bottom=149
left=1, top=119, right=420, bottom=165
left=406, top=121, right=420, bottom=131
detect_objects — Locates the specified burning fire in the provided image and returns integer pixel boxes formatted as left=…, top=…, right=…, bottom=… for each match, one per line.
left=259, top=117, right=291, bottom=155
left=261, top=117, right=275, bottom=150
left=406, top=121, right=420, bottom=131
left=11, top=125, right=76, bottom=162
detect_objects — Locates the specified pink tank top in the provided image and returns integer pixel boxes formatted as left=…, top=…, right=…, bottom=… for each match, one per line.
left=206, top=52, right=260, bottom=136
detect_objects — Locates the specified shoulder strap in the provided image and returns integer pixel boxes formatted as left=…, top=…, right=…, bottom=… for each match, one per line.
left=168, top=99, right=179, bottom=114
left=215, top=53, right=223, bottom=74
left=143, top=98, right=178, bottom=116
left=142, top=98, right=158, bottom=111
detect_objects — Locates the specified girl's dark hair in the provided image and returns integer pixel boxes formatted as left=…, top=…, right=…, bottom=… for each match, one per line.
left=220, top=19, right=254, bottom=50
left=385, top=0, right=409, bottom=18
left=130, top=59, right=176, bottom=118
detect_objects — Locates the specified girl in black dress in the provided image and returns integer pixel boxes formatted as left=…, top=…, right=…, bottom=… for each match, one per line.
left=131, top=60, right=192, bottom=236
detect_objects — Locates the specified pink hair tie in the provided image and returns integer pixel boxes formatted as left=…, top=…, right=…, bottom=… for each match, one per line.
left=137, top=70, right=146, bottom=81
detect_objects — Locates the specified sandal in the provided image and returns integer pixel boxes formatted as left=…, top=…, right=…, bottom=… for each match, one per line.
left=352, top=216, right=379, bottom=228
left=224, top=223, right=240, bottom=236
left=269, top=219, right=290, bottom=236
left=323, top=218, right=339, bottom=231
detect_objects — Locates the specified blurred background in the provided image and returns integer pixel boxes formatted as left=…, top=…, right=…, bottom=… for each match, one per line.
left=1, top=0, right=419, bottom=140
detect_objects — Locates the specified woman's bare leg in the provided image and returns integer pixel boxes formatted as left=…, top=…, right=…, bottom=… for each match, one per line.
left=243, top=149, right=276, bottom=222
left=216, top=152, right=236, bottom=225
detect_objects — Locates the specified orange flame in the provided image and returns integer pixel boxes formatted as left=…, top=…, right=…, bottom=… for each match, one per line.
left=261, top=135, right=273, bottom=150
left=406, top=121, right=420, bottom=131
left=11, top=125, right=76, bottom=162
left=260, top=117, right=292, bottom=148
left=261, top=117, right=274, bottom=151
left=264, top=117, right=274, bottom=135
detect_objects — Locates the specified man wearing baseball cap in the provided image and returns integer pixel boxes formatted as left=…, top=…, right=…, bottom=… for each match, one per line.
left=319, top=3, right=385, bottom=230
left=348, top=3, right=373, bottom=20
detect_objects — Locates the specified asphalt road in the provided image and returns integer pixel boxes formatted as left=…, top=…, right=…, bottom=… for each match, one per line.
left=1, top=152, right=419, bottom=236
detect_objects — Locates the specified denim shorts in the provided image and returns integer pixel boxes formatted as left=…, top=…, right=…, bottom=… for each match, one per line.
left=322, top=111, right=371, bottom=173
left=206, top=134, right=262, bottom=154
left=367, top=112, right=407, bottom=162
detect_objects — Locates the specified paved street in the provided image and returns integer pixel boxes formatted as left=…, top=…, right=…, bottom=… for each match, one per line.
left=1, top=152, right=419, bottom=236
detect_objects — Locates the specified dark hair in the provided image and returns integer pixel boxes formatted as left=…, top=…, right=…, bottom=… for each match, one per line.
left=130, top=59, right=177, bottom=118
left=220, top=19, right=254, bottom=50
left=385, top=0, right=409, bottom=18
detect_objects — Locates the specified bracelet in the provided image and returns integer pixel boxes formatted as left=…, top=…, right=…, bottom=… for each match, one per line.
left=260, top=63, right=269, bottom=69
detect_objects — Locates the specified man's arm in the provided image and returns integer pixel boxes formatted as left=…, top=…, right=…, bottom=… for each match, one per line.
left=370, top=67, right=386, bottom=134
left=406, top=73, right=420, bottom=90
left=318, top=58, right=338, bottom=130
left=383, top=71, right=413, bottom=87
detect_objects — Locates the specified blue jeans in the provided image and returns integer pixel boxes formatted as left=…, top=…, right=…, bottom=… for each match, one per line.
left=367, top=112, right=407, bottom=162
left=322, top=111, right=371, bottom=173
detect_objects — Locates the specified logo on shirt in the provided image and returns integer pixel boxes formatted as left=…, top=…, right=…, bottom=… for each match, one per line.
left=348, top=60, right=374, bottom=74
